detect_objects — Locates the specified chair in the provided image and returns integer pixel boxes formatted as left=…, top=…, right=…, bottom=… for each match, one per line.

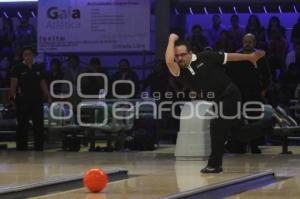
left=43, top=103, right=82, bottom=149
left=289, top=84, right=300, bottom=121
left=80, top=100, right=135, bottom=152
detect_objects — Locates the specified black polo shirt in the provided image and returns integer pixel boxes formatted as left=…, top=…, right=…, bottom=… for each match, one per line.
left=176, top=51, right=232, bottom=101
left=11, top=62, right=45, bottom=102
left=225, top=56, right=271, bottom=93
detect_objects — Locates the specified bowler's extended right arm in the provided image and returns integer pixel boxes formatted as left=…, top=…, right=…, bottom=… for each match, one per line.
left=165, top=34, right=180, bottom=77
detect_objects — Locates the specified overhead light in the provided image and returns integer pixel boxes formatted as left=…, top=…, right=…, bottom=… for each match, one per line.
left=218, top=6, right=223, bottom=14
left=17, top=11, right=22, bottom=18
left=3, top=11, right=9, bottom=18
left=233, top=6, right=238, bottom=14
left=189, top=7, right=194, bottom=15
left=31, top=11, right=36, bottom=18
left=263, top=6, right=268, bottom=14
left=278, top=5, right=282, bottom=13
left=248, top=6, right=253, bottom=14
left=294, top=5, right=298, bottom=13
left=174, top=8, right=179, bottom=15
left=203, top=7, right=208, bottom=15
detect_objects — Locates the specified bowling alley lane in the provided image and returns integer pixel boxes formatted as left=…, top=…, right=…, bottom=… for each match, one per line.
left=0, top=149, right=260, bottom=198
left=0, top=149, right=249, bottom=188
left=226, top=178, right=300, bottom=199
left=31, top=172, right=253, bottom=199
left=4, top=146, right=300, bottom=198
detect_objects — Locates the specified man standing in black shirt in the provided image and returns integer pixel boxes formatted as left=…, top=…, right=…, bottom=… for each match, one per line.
left=9, top=47, right=52, bottom=151
left=226, top=33, right=271, bottom=154
left=165, top=33, right=267, bottom=173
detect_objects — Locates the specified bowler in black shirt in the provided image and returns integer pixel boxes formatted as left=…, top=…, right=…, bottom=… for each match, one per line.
left=9, top=47, right=52, bottom=151
left=166, top=33, right=266, bottom=173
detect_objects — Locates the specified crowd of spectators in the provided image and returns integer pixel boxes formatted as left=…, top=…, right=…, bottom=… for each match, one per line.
left=177, top=14, right=300, bottom=107
left=0, top=14, right=300, bottom=108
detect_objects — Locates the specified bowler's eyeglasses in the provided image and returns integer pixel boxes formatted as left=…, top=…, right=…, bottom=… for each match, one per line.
left=175, top=52, right=189, bottom=58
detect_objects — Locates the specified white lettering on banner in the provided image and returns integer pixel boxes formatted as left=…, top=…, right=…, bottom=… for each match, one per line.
left=47, top=7, right=81, bottom=20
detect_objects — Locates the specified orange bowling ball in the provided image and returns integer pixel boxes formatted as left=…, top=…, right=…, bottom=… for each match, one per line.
left=83, top=168, right=108, bottom=193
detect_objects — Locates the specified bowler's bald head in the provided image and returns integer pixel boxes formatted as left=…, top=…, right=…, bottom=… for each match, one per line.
left=243, top=33, right=256, bottom=43
left=243, top=33, right=256, bottom=52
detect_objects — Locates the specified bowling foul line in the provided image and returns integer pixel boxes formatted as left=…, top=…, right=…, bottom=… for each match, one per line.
left=29, top=178, right=131, bottom=198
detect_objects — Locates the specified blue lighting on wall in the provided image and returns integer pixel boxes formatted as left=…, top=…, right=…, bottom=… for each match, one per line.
left=0, top=0, right=37, bottom=2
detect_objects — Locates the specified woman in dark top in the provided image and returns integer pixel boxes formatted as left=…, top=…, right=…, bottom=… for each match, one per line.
left=246, top=15, right=267, bottom=50
left=0, top=18, right=14, bottom=57
left=267, top=17, right=288, bottom=79
left=267, top=16, right=286, bottom=40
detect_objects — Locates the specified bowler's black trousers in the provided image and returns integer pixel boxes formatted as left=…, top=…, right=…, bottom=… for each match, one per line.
left=207, top=84, right=273, bottom=167
left=16, top=99, right=44, bottom=151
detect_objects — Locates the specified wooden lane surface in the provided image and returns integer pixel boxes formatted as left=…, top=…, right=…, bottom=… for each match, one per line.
left=2, top=146, right=300, bottom=198
left=31, top=172, right=254, bottom=199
